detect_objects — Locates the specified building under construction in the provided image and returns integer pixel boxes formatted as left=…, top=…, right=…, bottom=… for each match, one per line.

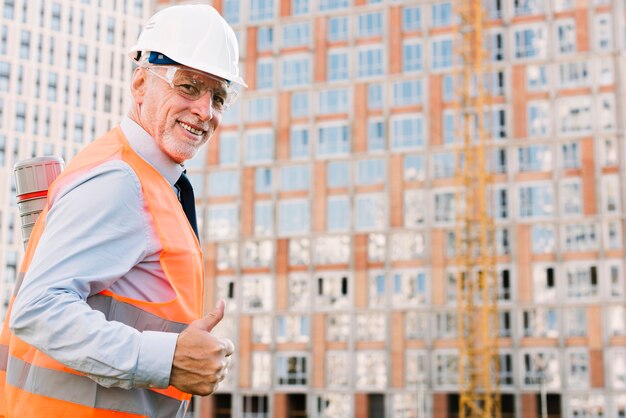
left=0, top=0, right=625, bottom=417
left=184, top=0, right=626, bottom=416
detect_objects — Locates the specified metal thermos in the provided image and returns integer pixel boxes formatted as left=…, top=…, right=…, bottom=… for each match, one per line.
left=14, top=157, right=64, bottom=248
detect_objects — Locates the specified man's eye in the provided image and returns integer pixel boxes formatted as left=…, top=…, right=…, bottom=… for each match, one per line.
left=177, top=83, right=200, bottom=96
left=213, top=93, right=226, bottom=106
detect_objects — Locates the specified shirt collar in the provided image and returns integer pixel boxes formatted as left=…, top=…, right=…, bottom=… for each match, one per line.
left=120, top=116, right=184, bottom=186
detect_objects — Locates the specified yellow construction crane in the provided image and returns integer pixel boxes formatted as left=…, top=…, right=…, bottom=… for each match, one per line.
left=453, top=0, right=501, bottom=417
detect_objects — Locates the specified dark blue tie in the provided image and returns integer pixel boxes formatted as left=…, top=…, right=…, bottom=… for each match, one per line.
left=175, top=172, right=199, bottom=240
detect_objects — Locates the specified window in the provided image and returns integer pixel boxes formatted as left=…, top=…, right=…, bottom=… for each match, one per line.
left=431, top=2, right=452, bottom=27
left=518, top=145, right=551, bottom=172
left=356, top=312, right=385, bottom=340
left=290, top=127, right=309, bottom=159
left=243, top=241, right=271, bottom=272
left=357, top=46, right=384, bottom=78
left=327, top=16, right=348, bottom=42
left=391, top=114, right=424, bottom=150
left=19, top=30, right=30, bottom=59
left=243, top=395, right=268, bottom=418
left=291, top=92, right=309, bottom=117
left=527, top=65, right=548, bottom=90
left=207, top=204, right=238, bottom=239
left=327, top=197, right=350, bottom=232
left=51, top=2, right=61, bottom=30
left=282, top=56, right=311, bottom=87
left=367, top=119, right=385, bottom=151
left=558, top=96, right=592, bottom=135
left=289, top=238, right=310, bottom=266
left=563, top=223, right=597, bottom=252
left=566, top=350, right=589, bottom=389
left=600, top=138, right=618, bottom=167
left=533, top=264, right=556, bottom=302
left=434, top=351, right=458, bottom=387
left=356, top=351, right=387, bottom=389
left=254, top=61, right=274, bottom=91
left=246, top=97, right=274, bottom=122
left=560, top=180, right=582, bottom=216
left=327, top=50, right=349, bottom=81
left=319, top=88, right=349, bottom=114
left=368, top=84, right=383, bottom=109
left=355, top=194, right=386, bottom=231
left=523, top=308, right=558, bottom=338
left=602, top=175, right=620, bottom=214
left=392, top=232, right=426, bottom=261
left=431, top=37, right=453, bottom=69
left=326, top=353, right=350, bottom=387
left=314, top=234, right=348, bottom=264
left=566, top=264, right=598, bottom=299
left=0, top=62, right=10, bottom=92
left=316, top=273, right=350, bottom=309
left=556, top=19, right=576, bottom=54
left=282, top=22, right=310, bottom=48
left=598, top=94, right=616, bottom=132
left=319, top=0, right=349, bottom=11
left=514, top=25, right=547, bottom=59
left=609, top=349, right=626, bottom=389
left=251, top=352, right=271, bottom=388
left=255, top=168, right=272, bottom=193
left=403, top=41, right=423, bottom=72
left=527, top=101, right=550, bottom=137
left=558, top=60, right=590, bottom=88
left=242, top=275, right=273, bottom=311
left=523, top=351, right=560, bottom=388
left=317, top=124, right=350, bottom=157
left=487, top=31, right=505, bottom=61
left=357, top=11, right=383, bottom=38
left=317, top=393, right=351, bottom=418
left=356, top=159, right=385, bottom=185
left=605, top=221, right=622, bottom=250
left=292, top=0, right=309, bottom=15
left=250, top=0, right=274, bottom=21
left=392, top=270, right=427, bottom=306
left=278, top=199, right=310, bottom=235
left=245, top=131, right=274, bottom=164
left=561, top=141, right=580, bottom=169
left=404, top=190, right=426, bottom=226
left=404, top=155, right=425, bottom=181
left=327, top=160, right=349, bottom=188
left=565, top=308, right=587, bottom=337
left=277, top=355, right=307, bottom=386
left=434, top=191, right=455, bottom=223
left=519, top=183, right=554, bottom=218
left=405, top=311, right=428, bottom=339
left=432, top=152, right=455, bottom=178
left=257, top=27, right=273, bottom=52
left=594, top=14, right=612, bottom=50
left=392, top=79, right=422, bottom=107
left=280, top=165, right=309, bottom=191
left=254, top=202, right=273, bottom=236
left=277, top=315, right=310, bottom=343
left=403, top=6, right=421, bottom=32
left=492, top=187, right=508, bottom=219
left=514, top=0, right=543, bottom=16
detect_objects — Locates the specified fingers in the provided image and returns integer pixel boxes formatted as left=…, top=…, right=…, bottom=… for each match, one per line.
left=189, top=300, right=225, bottom=332
left=222, top=337, right=235, bottom=357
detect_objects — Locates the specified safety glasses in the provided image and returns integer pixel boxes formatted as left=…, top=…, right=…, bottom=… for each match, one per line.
left=144, top=66, right=238, bottom=112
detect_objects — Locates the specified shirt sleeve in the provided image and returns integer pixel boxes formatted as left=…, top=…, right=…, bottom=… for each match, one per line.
left=9, top=160, right=178, bottom=390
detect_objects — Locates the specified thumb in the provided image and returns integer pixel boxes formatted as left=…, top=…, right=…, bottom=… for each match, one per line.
left=189, top=299, right=225, bottom=332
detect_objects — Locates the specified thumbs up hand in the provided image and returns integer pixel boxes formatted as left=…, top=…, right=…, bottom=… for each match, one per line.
left=169, top=300, right=235, bottom=396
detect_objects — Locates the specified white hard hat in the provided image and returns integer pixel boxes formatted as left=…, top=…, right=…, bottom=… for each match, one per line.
left=129, top=4, right=247, bottom=88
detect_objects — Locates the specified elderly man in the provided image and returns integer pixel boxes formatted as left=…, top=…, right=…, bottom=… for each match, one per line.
left=0, top=4, right=244, bottom=417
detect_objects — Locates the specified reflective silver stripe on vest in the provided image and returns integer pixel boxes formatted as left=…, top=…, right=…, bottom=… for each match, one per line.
left=12, top=272, right=25, bottom=297
left=0, top=343, right=8, bottom=371
left=6, top=356, right=187, bottom=418
left=86, top=294, right=188, bottom=333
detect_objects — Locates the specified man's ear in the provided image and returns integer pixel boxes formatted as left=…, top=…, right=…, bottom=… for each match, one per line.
left=130, top=67, right=146, bottom=104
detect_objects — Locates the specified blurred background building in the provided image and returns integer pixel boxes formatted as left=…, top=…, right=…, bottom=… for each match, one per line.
left=2, top=0, right=626, bottom=417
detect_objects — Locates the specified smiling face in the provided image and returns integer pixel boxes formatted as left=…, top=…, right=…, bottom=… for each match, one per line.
left=129, top=66, right=224, bottom=164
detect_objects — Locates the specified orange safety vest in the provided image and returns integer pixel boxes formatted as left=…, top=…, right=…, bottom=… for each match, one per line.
left=0, top=127, right=204, bottom=417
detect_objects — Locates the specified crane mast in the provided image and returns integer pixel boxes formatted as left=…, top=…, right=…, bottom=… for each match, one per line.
left=453, top=1, right=500, bottom=417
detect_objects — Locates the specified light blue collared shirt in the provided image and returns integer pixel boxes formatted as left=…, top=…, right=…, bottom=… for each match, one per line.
left=10, top=117, right=187, bottom=389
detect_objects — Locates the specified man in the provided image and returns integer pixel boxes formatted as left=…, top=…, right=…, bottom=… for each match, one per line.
left=0, top=4, right=245, bottom=417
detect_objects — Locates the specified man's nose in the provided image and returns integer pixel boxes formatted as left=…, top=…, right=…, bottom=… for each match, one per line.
left=191, top=92, right=214, bottom=121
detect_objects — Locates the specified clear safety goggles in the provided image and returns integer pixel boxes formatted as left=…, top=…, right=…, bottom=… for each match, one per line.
left=144, top=66, right=238, bottom=112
